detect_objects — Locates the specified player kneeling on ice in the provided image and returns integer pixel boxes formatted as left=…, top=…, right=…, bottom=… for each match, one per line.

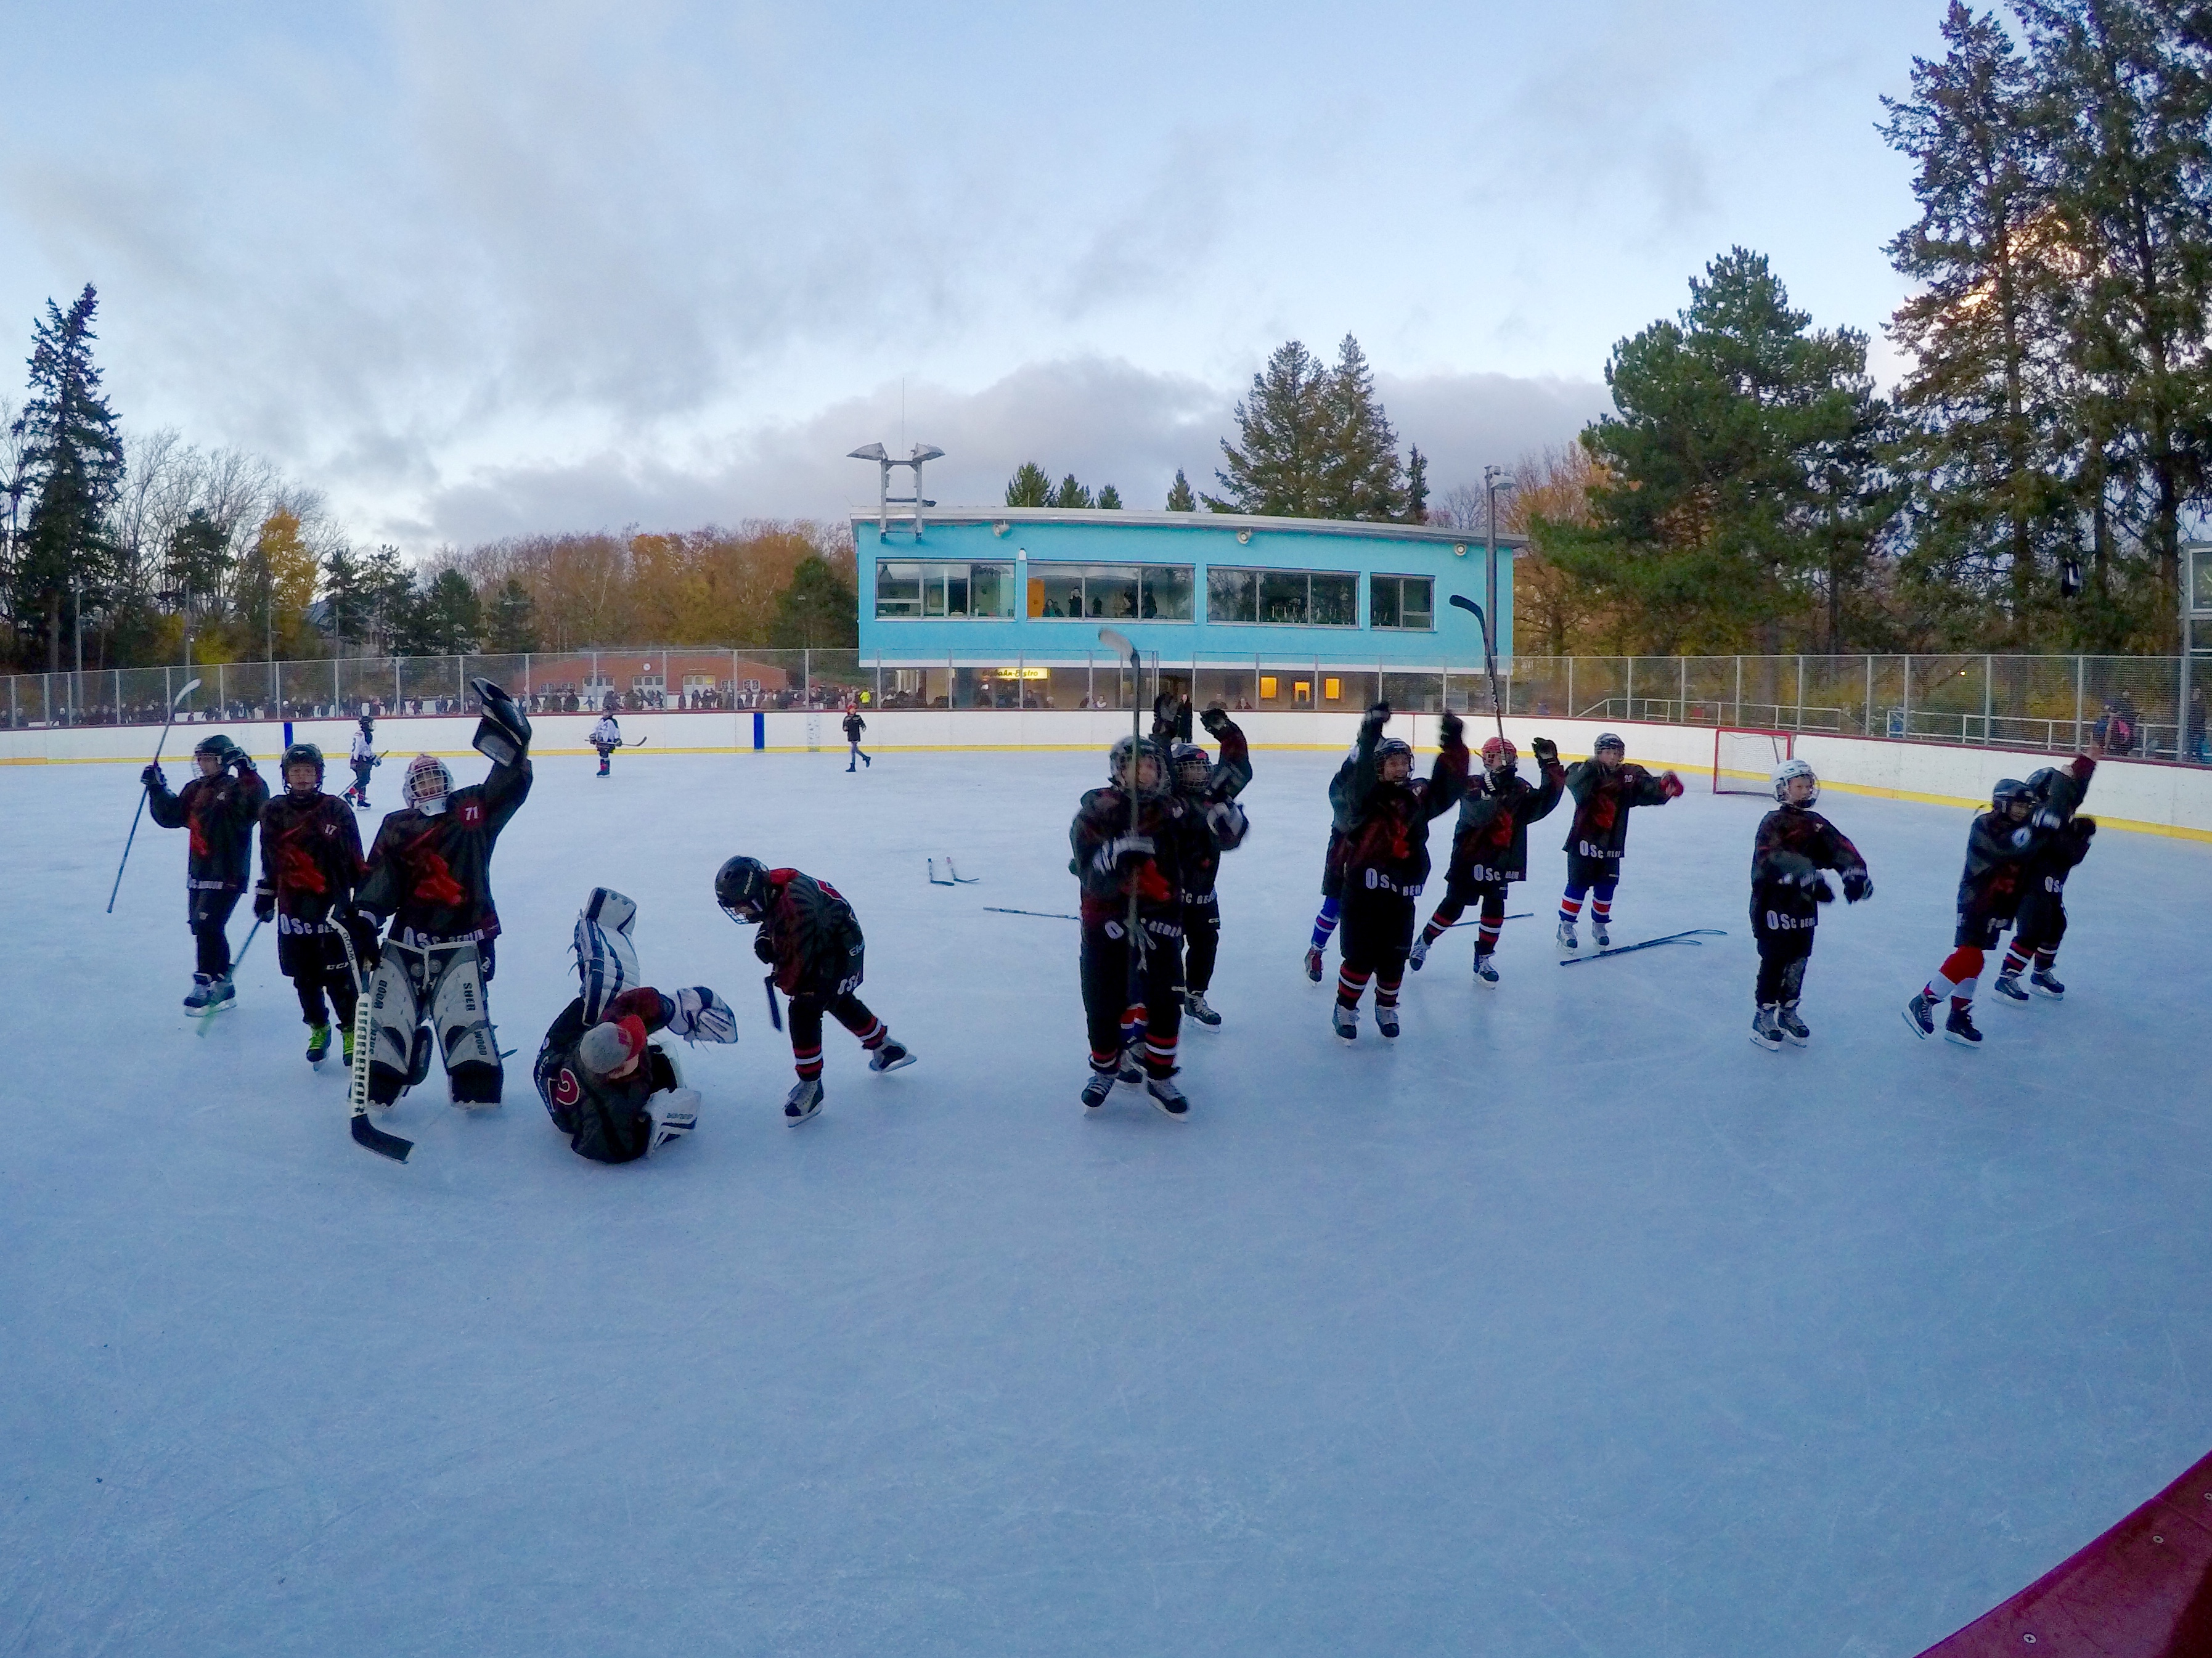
left=1557, top=732, right=1682, bottom=952
left=354, top=681, right=533, bottom=1108
left=1414, top=733, right=1564, bottom=985
left=144, top=733, right=269, bottom=1010
left=1747, top=760, right=1871, bottom=1050
left=1070, top=736, right=1191, bottom=1115
left=1992, top=761, right=2099, bottom=1005
left=1327, top=704, right=1469, bottom=1042
left=1906, top=749, right=2095, bottom=1048
left=714, top=856, right=915, bottom=1125
left=254, top=742, right=367, bottom=1066
left=1170, top=726, right=1251, bottom=1030
left=533, top=889, right=737, bottom=1162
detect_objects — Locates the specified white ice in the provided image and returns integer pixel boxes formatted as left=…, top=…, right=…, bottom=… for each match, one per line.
left=4, top=748, right=2209, bottom=1657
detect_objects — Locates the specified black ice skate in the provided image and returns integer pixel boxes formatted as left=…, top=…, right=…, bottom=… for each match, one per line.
left=1750, top=1005, right=1782, bottom=1050
left=1991, top=974, right=2030, bottom=1006
left=1776, top=1003, right=1810, bottom=1045
left=1184, top=992, right=1222, bottom=1029
left=1944, top=1003, right=1983, bottom=1048
left=1332, top=1002, right=1357, bottom=1043
left=2030, top=968, right=2065, bottom=999
left=1472, top=953, right=1499, bottom=987
left=1374, top=1003, right=1400, bottom=1040
left=868, top=1039, right=917, bottom=1073
left=1407, top=937, right=1430, bottom=970
left=183, top=974, right=214, bottom=1010
left=785, top=1077, right=824, bottom=1124
left=1145, top=1073, right=1190, bottom=1119
left=1903, top=991, right=1936, bottom=1039
left=1081, top=1070, right=1115, bottom=1111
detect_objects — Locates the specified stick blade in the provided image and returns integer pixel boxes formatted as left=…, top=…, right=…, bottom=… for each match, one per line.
left=1448, top=595, right=1484, bottom=618
left=1096, top=625, right=1135, bottom=663
left=351, top=1111, right=413, bottom=1162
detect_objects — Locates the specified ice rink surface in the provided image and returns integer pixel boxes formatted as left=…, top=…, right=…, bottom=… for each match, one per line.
left=4, top=745, right=2210, bottom=1657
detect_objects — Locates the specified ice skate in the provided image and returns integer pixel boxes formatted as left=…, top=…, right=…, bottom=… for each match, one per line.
left=1472, top=953, right=1499, bottom=987
left=1991, top=974, right=2030, bottom=1005
left=1374, top=1003, right=1400, bottom=1040
left=868, top=1038, right=916, bottom=1073
left=1304, top=944, right=1324, bottom=982
left=1081, top=1070, right=1115, bottom=1111
left=1750, top=1005, right=1782, bottom=1050
left=1943, top=1004, right=1982, bottom=1048
left=341, top=1026, right=356, bottom=1066
left=183, top=974, right=214, bottom=1010
left=1145, top=1072, right=1190, bottom=1119
left=1407, top=936, right=1430, bottom=971
left=1590, top=918, right=1610, bottom=949
left=784, top=1077, right=824, bottom=1124
left=1555, top=918, right=1578, bottom=954
left=306, top=1023, right=332, bottom=1065
left=1117, top=1045, right=1145, bottom=1084
left=1184, top=992, right=1222, bottom=1029
left=1903, top=991, right=1936, bottom=1039
left=2030, top=968, right=2065, bottom=999
left=1776, top=1003, right=1810, bottom=1045
left=1331, top=1001, right=1357, bottom=1043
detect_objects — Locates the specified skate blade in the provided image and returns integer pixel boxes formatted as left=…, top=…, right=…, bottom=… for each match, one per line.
left=1749, top=1032, right=1781, bottom=1051
left=870, top=1052, right=920, bottom=1074
left=2030, top=984, right=2063, bottom=1000
left=1942, top=1030, right=1981, bottom=1049
left=1782, top=1031, right=1808, bottom=1047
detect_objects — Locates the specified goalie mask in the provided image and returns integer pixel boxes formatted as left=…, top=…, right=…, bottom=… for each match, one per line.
left=404, top=753, right=454, bottom=815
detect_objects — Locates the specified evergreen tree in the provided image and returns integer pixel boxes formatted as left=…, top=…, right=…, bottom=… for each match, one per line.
left=1051, top=473, right=1094, bottom=509
left=1404, top=445, right=1429, bottom=523
left=769, top=553, right=859, bottom=647
left=167, top=509, right=231, bottom=610
left=1096, top=484, right=1122, bottom=510
left=415, top=569, right=483, bottom=654
left=1005, top=462, right=1053, bottom=507
left=484, top=577, right=539, bottom=652
left=319, top=545, right=367, bottom=656
left=1165, top=468, right=1196, bottom=510
left=1315, top=334, right=1406, bottom=520
left=362, top=545, right=418, bottom=656
left=10, top=285, right=124, bottom=672
left=1207, top=339, right=1328, bottom=515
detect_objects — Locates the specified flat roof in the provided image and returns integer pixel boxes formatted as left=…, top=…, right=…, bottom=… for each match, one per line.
left=848, top=505, right=1526, bottom=550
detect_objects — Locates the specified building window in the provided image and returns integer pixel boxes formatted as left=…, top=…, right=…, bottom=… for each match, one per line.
left=1206, top=566, right=1361, bottom=627
left=1026, top=563, right=1193, bottom=621
left=875, top=561, right=1017, bottom=619
left=1369, top=574, right=1434, bottom=631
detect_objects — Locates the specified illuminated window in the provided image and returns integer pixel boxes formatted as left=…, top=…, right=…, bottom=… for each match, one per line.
left=1323, top=677, right=1341, bottom=701
left=1258, top=676, right=1278, bottom=700
left=1293, top=680, right=1312, bottom=706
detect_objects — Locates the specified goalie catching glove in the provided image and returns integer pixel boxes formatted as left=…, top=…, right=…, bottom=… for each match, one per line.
left=667, top=986, right=738, bottom=1044
left=469, top=677, right=532, bottom=767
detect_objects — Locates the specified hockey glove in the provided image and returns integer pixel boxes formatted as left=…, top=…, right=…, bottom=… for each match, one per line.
left=1659, top=771, right=1685, bottom=800
left=142, top=762, right=165, bottom=788
left=1206, top=800, right=1249, bottom=849
left=1439, top=712, right=1465, bottom=746
left=669, top=987, right=738, bottom=1044
left=2076, top=817, right=2096, bottom=841
left=1093, top=834, right=1157, bottom=877
left=1842, top=867, right=1872, bottom=903
left=1530, top=737, right=1558, bottom=767
left=2031, top=806, right=2063, bottom=831
left=752, top=932, right=777, bottom=965
left=344, top=909, right=383, bottom=972
left=253, top=885, right=276, bottom=925
left=1813, top=874, right=1835, bottom=904
left=1360, top=702, right=1392, bottom=736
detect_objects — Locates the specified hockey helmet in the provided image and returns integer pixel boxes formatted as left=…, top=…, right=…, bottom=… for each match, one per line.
left=281, top=741, right=325, bottom=791
left=359, top=712, right=374, bottom=730
left=1199, top=703, right=1231, bottom=736
left=715, top=855, right=772, bottom=923
left=1593, top=731, right=1626, bottom=758
left=1479, top=736, right=1517, bottom=774
left=1992, top=777, right=2035, bottom=816
left=2025, top=766, right=2060, bottom=799
left=1375, top=736, right=1415, bottom=780
left=403, top=753, right=453, bottom=814
left=1771, top=757, right=1818, bottom=804
left=192, top=733, right=234, bottom=767
left=1170, top=742, right=1212, bottom=794
left=1108, top=734, right=1170, bottom=798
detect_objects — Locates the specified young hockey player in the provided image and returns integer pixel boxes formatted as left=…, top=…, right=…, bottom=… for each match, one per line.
left=1992, top=757, right=2099, bottom=1005
left=1413, top=733, right=1565, bottom=984
left=1304, top=840, right=1345, bottom=982
left=1069, top=736, right=1191, bottom=1115
left=843, top=706, right=870, bottom=770
left=143, top=733, right=269, bottom=1010
left=345, top=715, right=379, bottom=809
left=1557, top=732, right=1683, bottom=951
left=253, top=742, right=367, bottom=1064
left=714, top=856, right=915, bottom=1124
left=1198, top=702, right=1254, bottom=795
left=354, top=683, right=534, bottom=1106
left=1170, top=740, right=1251, bottom=1029
left=1747, top=759, right=1872, bottom=1050
left=532, top=889, right=737, bottom=1162
left=1906, top=752, right=2096, bottom=1048
left=590, top=712, right=621, bottom=777
left=1327, top=704, right=1469, bottom=1041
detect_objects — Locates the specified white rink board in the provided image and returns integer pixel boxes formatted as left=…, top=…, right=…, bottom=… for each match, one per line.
left=4, top=748, right=2210, bottom=1656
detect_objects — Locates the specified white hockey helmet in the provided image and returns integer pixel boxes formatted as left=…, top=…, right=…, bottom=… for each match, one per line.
left=404, top=753, right=454, bottom=814
left=1772, top=758, right=1819, bottom=804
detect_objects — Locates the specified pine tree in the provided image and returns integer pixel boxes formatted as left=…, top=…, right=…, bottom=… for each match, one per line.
left=1051, top=473, right=1094, bottom=508
left=1404, top=445, right=1429, bottom=523
left=1005, top=462, right=1053, bottom=507
left=1165, top=468, right=1196, bottom=510
left=1315, top=335, right=1406, bottom=520
left=11, top=285, right=124, bottom=673
left=416, top=570, right=483, bottom=654
left=1096, top=484, right=1122, bottom=510
left=485, top=577, right=539, bottom=652
left=769, top=553, right=859, bottom=647
left=1206, top=340, right=1328, bottom=515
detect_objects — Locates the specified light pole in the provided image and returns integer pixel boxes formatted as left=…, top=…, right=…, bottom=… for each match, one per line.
left=1484, top=465, right=1516, bottom=668
left=848, top=442, right=944, bottom=538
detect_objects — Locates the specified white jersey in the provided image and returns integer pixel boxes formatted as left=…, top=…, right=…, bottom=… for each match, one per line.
left=592, top=717, right=621, bottom=748
left=351, top=731, right=375, bottom=765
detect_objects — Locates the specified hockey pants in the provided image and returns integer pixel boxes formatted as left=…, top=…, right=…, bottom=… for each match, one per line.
left=1425, top=881, right=1507, bottom=955
left=1081, top=914, right=1182, bottom=1077
left=1753, top=924, right=1813, bottom=1005
left=365, top=940, right=502, bottom=1106
left=785, top=989, right=889, bottom=1080
left=277, top=922, right=358, bottom=1028
left=187, top=888, right=240, bottom=979
left=1180, top=892, right=1220, bottom=997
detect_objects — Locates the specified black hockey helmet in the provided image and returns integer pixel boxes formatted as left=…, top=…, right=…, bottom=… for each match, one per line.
left=2025, top=766, right=2060, bottom=799
left=192, top=733, right=234, bottom=764
left=1375, top=736, right=1415, bottom=777
left=1593, top=731, right=1626, bottom=758
left=1199, top=703, right=1231, bottom=736
left=1992, top=777, right=2035, bottom=814
left=1108, top=734, right=1169, bottom=798
left=1170, top=742, right=1211, bottom=794
left=359, top=711, right=373, bottom=729
left=715, top=855, right=772, bottom=923
left=281, top=741, right=325, bottom=790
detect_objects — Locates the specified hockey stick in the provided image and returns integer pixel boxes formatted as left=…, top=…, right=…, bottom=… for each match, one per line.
left=108, top=677, right=203, bottom=913
left=763, top=974, right=783, bottom=1032
left=195, top=917, right=263, bottom=1034
left=1098, top=626, right=1148, bottom=1002
left=984, top=906, right=1080, bottom=920
left=1447, top=595, right=1507, bottom=746
left=927, top=859, right=956, bottom=887
left=332, top=920, right=412, bottom=1162
left=945, top=858, right=979, bottom=884
left=1557, top=927, right=1727, bottom=966
left=1444, top=913, right=1535, bottom=927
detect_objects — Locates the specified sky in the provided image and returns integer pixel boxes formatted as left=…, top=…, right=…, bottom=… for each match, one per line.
left=0, top=0, right=1950, bottom=551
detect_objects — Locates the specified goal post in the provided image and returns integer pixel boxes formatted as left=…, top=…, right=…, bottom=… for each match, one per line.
left=1713, top=727, right=1792, bottom=794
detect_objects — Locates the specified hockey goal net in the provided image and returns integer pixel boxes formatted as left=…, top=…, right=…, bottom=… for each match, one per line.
left=1713, top=727, right=1793, bottom=794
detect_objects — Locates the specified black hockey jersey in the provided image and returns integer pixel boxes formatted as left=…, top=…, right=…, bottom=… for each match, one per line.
left=357, top=756, right=531, bottom=948
left=147, top=762, right=269, bottom=892
left=1448, top=758, right=1566, bottom=884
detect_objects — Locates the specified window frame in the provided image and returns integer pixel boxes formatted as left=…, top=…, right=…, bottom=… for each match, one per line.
left=1025, top=561, right=1196, bottom=624
left=873, top=559, right=1018, bottom=621
left=1368, top=573, right=1435, bottom=632
left=1204, top=565, right=1364, bottom=629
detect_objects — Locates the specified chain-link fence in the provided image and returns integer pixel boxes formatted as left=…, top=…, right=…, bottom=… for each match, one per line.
left=6, top=649, right=2207, bottom=763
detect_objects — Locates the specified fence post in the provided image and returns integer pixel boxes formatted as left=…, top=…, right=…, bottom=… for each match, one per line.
left=1679, top=656, right=1688, bottom=722
left=1901, top=655, right=1912, bottom=739
left=2074, top=655, right=2084, bottom=746
left=523, top=653, right=531, bottom=700
left=333, top=657, right=340, bottom=711
left=875, top=650, right=883, bottom=710
left=1981, top=654, right=1993, bottom=743
left=272, top=659, right=280, bottom=718
left=804, top=650, right=811, bottom=706
left=218, top=661, right=226, bottom=712
left=1864, top=655, right=1873, bottom=735
left=1625, top=657, right=1634, bottom=719
left=1795, top=655, right=1804, bottom=729
left=1734, top=656, right=1742, bottom=724
left=1567, top=656, right=1575, bottom=716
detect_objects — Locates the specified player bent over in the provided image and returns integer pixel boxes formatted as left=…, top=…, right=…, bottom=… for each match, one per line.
left=253, top=742, right=367, bottom=1065
left=354, top=682, right=533, bottom=1106
left=1906, top=753, right=2094, bottom=1048
left=1747, top=759, right=1871, bottom=1050
left=533, top=889, right=737, bottom=1161
left=1171, top=726, right=1251, bottom=1029
left=1993, top=759, right=2098, bottom=1005
left=1413, top=733, right=1564, bottom=984
left=1557, top=731, right=1681, bottom=952
left=714, top=856, right=915, bottom=1124
left=1070, top=737, right=1190, bottom=1115
left=591, top=712, right=621, bottom=777
left=1328, top=704, right=1469, bottom=1041
left=144, top=733, right=269, bottom=1010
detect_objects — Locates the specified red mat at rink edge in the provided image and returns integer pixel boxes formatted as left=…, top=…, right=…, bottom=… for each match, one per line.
left=1917, top=1447, right=2212, bottom=1656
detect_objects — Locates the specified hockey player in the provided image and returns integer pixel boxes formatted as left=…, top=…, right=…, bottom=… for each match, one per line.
left=1557, top=732, right=1683, bottom=951
left=1170, top=740, right=1250, bottom=1029
left=1906, top=753, right=2096, bottom=1048
left=590, top=712, right=621, bottom=777
left=1304, top=838, right=1345, bottom=983
left=533, top=889, right=738, bottom=1162
left=1199, top=703, right=1254, bottom=796
left=1747, top=759, right=1871, bottom=1050
left=143, top=733, right=269, bottom=1010
left=843, top=706, right=870, bottom=770
left=354, top=683, right=534, bottom=1106
left=345, top=714, right=378, bottom=809
left=1069, top=736, right=1190, bottom=1115
left=1992, top=756, right=2099, bottom=1005
left=714, top=856, right=915, bottom=1124
left=1412, top=733, right=1565, bottom=985
left=253, top=742, right=367, bottom=1064
left=1327, top=704, right=1469, bottom=1041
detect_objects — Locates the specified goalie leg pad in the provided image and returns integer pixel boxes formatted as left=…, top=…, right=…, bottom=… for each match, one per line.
left=430, top=943, right=503, bottom=1105
left=648, top=1087, right=701, bottom=1154
left=574, top=889, right=641, bottom=1021
left=365, top=947, right=425, bottom=1106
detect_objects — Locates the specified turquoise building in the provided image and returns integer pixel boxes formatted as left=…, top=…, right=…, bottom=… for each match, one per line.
left=851, top=507, right=1522, bottom=714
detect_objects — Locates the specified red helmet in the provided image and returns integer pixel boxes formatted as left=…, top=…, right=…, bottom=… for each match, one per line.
left=1480, top=736, right=1517, bottom=772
